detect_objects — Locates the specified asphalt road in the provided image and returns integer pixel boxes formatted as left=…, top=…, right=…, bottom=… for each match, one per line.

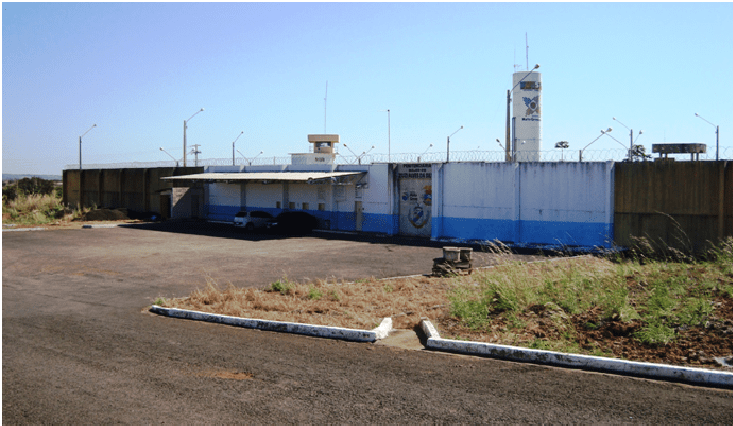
left=3, top=221, right=732, bottom=422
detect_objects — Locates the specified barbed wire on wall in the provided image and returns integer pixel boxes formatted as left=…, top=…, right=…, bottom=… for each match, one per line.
left=65, top=146, right=733, bottom=170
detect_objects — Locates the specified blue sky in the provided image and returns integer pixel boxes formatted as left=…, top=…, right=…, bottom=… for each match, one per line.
left=3, top=2, right=732, bottom=175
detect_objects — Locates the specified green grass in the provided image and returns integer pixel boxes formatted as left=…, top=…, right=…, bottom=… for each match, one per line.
left=447, top=239, right=733, bottom=351
left=307, top=287, right=323, bottom=301
left=270, top=278, right=295, bottom=295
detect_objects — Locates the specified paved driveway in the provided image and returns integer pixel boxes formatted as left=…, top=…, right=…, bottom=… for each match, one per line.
left=3, top=222, right=732, bottom=422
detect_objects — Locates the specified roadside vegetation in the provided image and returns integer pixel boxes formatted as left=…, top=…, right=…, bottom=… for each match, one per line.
left=440, top=239, right=733, bottom=360
left=157, top=238, right=733, bottom=368
left=160, top=274, right=450, bottom=330
left=2, top=177, right=83, bottom=225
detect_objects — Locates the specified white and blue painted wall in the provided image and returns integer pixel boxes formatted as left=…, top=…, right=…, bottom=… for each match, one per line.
left=431, top=162, right=614, bottom=248
left=202, top=161, right=614, bottom=249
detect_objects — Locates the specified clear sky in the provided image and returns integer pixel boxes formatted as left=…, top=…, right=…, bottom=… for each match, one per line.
left=3, top=2, right=732, bottom=175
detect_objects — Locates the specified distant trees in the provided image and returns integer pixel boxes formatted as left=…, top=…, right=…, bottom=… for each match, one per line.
left=2, top=177, right=57, bottom=201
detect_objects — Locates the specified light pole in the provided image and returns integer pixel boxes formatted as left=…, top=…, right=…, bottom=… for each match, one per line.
left=418, top=143, right=433, bottom=162
left=379, top=109, right=391, bottom=163
left=342, top=143, right=359, bottom=164
left=602, top=129, right=637, bottom=159
left=447, top=126, right=463, bottom=163
left=554, top=141, right=569, bottom=162
left=231, top=131, right=244, bottom=166
left=579, top=128, right=612, bottom=162
left=79, top=124, right=97, bottom=170
left=506, top=64, right=540, bottom=162
left=183, top=108, right=204, bottom=167
left=159, top=147, right=179, bottom=167
left=238, top=150, right=263, bottom=166
left=358, top=146, right=375, bottom=165
left=612, top=117, right=643, bottom=162
left=695, top=113, right=719, bottom=161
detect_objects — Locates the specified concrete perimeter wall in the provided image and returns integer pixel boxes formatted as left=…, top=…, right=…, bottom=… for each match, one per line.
left=432, top=162, right=615, bottom=248
left=615, top=161, right=732, bottom=251
left=204, top=164, right=397, bottom=234
left=63, top=167, right=204, bottom=214
left=65, top=161, right=732, bottom=251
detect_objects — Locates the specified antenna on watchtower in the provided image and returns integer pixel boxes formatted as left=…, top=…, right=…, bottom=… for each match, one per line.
left=324, top=81, right=328, bottom=134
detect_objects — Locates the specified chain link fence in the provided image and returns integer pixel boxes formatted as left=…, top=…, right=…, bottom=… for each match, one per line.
left=65, top=146, right=733, bottom=170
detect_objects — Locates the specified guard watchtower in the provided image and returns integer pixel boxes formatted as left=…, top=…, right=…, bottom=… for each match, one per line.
left=291, top=134, right=340, bottom=165
left=308, top=134, right=340, bottom=154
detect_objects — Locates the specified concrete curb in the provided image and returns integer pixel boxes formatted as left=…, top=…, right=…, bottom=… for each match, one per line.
left=2, top=227, right=47, bottom=232
left=82, top=224, right=120, bottom=229
left=420, top=319, right=733, bottom=388
left=150, top=305, right=392, bottom=342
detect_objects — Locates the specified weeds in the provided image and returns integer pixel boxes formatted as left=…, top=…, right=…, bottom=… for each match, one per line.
left=307, top=287, right=323, bottom=301
left=270, top=278, right=294, bottom=295
left=159, top=274, right=451, bottom=330
left=155, top=239, right=733, bottom=362
left=2, top=190, right=86, bottom=225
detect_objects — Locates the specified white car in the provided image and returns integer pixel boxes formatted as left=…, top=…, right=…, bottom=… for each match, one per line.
left=233, top=210, right=274, bottom=231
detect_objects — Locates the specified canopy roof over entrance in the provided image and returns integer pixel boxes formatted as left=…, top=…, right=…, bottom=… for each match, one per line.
left=162, top=171, right=365, bottom=183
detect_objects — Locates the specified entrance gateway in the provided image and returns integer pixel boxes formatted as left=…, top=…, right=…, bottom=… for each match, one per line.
left=397, top=164, right=432, bottom=237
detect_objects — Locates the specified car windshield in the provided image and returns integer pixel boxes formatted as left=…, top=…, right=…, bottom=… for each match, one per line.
left=234, top=211, right=248, bottom=218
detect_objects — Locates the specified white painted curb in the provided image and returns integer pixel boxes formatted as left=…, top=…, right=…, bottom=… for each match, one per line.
left=420, top=320, right=733, bottom=388
left=150, top=305, right=392, bottom=342
left=2, top=227, right=47, bottom=232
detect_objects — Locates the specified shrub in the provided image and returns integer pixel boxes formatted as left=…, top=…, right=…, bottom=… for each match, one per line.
left=307, top=287, right=323, bottom=301
left=16, top=177, right=56, bottom=197
left=270, top=278, right=294, bottom=295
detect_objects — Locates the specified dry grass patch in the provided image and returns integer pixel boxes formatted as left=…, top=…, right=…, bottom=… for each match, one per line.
left=161, top=274, right=455, bottom=330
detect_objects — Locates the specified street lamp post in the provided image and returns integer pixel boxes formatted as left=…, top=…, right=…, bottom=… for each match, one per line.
left=183, top=108, right=204, bottom=167
left=695, top=113, right=719, bottom=161
left=79, top=124, right=97, bottom=170
left=159, top=147, right=179, bottom=167
left=602, top=129, right=636, bottom=161
left=418, top=143, right=433, bottom=162
left=612, top=117, right=643, bottom=162
left=342, top=143, right=360, bottom=164
left=447, top=126, right=463, bottom=163
left=506, top=64, right=540, bottom=162
left=358, top=146, right=375, bottom=165
left=232, top=131, right=244, bottom=166
left=379, top=109, right=391, bottom=163
left=238, top=150, right=263, bottom=166
left=554, top=141, right=569, bottom=162
left=579, top=128, right=612, bottom=162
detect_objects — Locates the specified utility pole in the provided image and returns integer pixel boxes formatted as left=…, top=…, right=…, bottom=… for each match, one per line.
left=191, top=144, right=202, bottom=167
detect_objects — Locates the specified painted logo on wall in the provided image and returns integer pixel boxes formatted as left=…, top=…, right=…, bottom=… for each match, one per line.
left=523, top=96, right=540, bottom=116
left=401, top=185, right=432, bottom=229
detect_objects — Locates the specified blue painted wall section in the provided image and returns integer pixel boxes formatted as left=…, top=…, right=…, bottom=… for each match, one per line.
left=432, top=162, right=615, bottom=248
left=202, top=162, right=614, bottom=249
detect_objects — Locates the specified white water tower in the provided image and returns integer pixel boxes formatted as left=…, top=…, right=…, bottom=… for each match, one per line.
left=512, top=70, right=542, bottom=162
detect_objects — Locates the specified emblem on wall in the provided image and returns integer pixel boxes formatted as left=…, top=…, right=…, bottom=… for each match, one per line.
left=523, top=96, right=540, bottom=116
left=404, top=185, right=432, bottom=229
left=409, top=205, right=428, bottom=229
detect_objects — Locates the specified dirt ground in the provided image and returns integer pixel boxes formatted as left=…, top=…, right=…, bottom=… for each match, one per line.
left=3, top=221, right=733, bottom=422
left=162, top=254, right=733, bottom=371
left=435, top=300, right=733, bottom=370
